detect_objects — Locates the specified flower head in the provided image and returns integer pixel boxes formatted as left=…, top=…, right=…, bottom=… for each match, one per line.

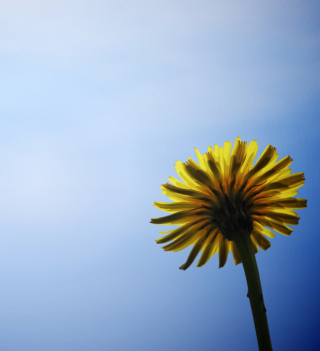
left=151, top=138, right=307, bottom=270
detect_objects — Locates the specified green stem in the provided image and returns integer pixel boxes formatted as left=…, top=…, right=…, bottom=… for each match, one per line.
left=233, top=229, right=273, bottom=351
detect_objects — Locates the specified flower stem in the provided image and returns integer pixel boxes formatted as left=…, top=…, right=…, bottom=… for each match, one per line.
left=233, top=230, right=273, bottom=351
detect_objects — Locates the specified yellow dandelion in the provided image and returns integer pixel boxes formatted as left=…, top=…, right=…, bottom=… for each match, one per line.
left=151, top=137, right=307, bottom=350
left=151, top=137, right=306, bottom=270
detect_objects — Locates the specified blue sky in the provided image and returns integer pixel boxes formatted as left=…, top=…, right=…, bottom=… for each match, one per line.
left=0, top=1, right=319, bottom=350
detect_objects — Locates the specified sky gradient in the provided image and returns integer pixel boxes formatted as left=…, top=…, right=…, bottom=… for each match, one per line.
left=0, top=1, right=319, bottom=350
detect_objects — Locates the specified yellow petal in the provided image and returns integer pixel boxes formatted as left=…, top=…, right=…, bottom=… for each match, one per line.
left=161, top=183, right=204, bottom=200
left=151, top=208, right=211, bottom=225
left=219, top=235, right=230, bottom=268
left=276, top=198, right=307, bottom=209
left=174, top=161, right=201, bottom=190
left=253, top=216, right=293, bottom=236
left=250, top=236, right=259, bottom=253
left=168, top=176, right=189, bottom=188
left=263, top=210, right=300, bottom=226
left=223, top=141, right=232, bottom=169
left=251, top=230, right=271, bottom=250
left=179, top=235, right=207, bottom=270
left=206, top=154, right=222, bottom=184
left=268, top=167, right=292, bottom=184
left=156, top=220, right=203, bottom=244
left=252, top=187, right=298, bottom=202
left=239, top=140, right=257, bottom=175
left=254, top=221, right=275, bottom=238
left=162, top=224, right=202, bottom=252
left=154, top=201, right=201, bottom=213
left=263, top=173, right=305, bottom=192
left=252, top=155, right=292, bottom=186
left=231, top=137, right=242, bottom=156
left=213, top=144, right=220, bottom=162
left=274, top=188, right=299, bottom=199
left=231, top=242, right=241, bottom=265
left=230, top=140, right=246, bottom=181
left=245, top=145, right=277, bottom=181
left=194, top=148, right=207, bottom=170
left=219, top=146, right=225, bottom=177
left=196, top=228, right=219, bottom=267
left=185, top=163, right=213, bottom=188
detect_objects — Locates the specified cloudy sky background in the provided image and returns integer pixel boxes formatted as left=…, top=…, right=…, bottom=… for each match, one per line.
left=0, top=1, right=319, bottom=350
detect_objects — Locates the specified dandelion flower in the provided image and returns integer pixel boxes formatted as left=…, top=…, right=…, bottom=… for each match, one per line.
left=151, top=138, right=307, bottom=350
left=151, top=137, right=306, bottom=271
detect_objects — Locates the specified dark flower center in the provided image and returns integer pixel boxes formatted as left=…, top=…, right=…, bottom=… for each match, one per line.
left=215, top=195, right=253, bottom=241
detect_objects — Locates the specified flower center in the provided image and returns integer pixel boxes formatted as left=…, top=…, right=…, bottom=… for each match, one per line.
left=215, top=196, right=253, bottom=241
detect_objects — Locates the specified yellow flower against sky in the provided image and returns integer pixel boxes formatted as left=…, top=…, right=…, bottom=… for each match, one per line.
left=151, top=137, right=307, bottom=350
left=151, top=137, right=306, bottom=270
